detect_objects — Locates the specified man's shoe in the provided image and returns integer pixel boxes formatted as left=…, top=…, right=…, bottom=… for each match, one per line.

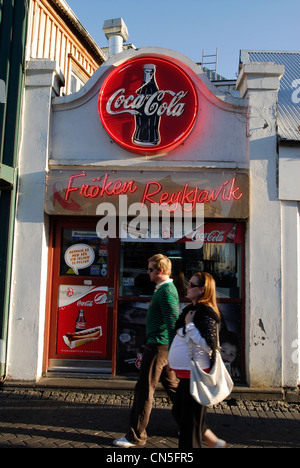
left=113, top=436, right=135, bottom=448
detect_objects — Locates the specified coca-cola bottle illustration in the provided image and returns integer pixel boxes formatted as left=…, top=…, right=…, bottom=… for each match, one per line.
left=226, top=224, right=237, bottom=243
left=133, top=64, right=160, bottom=146
left=75, top=310, right=86, bottom=332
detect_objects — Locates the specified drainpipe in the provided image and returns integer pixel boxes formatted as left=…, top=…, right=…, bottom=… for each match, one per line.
left=103, top=18, right=129, bottom=58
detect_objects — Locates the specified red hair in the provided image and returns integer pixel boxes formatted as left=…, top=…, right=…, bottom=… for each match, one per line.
left=193, top=272, right=220, bottom=319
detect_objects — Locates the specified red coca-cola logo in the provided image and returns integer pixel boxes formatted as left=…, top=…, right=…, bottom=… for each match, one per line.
left=98, top=57, right=198, bottom=155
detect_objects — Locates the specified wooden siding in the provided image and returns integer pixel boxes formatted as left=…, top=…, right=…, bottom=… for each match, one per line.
left=26, top=0, right=104, bottom=94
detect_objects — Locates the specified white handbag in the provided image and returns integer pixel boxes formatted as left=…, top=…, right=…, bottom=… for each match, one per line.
left=189, top=337, right=234, bottom=407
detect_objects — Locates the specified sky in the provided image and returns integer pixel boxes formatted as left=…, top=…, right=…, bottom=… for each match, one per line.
left=67, top=0, right=300, bottom=79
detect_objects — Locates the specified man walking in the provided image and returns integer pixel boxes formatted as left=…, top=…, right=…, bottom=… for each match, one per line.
left=114, top=254, right=179, bottom=447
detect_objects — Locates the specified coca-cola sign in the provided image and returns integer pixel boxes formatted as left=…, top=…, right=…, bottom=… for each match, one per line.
left=183, top=223, right=241, bottom=244
left=98, top=57, right=198, bottom=154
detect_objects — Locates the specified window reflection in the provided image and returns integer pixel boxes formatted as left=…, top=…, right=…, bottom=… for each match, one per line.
left=119, top=240, right=241, bottom=299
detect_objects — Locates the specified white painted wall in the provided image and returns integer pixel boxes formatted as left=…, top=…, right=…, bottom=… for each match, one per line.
left=237, top=63, right=286, bottom=387
left=6, top=61, right=64, bottom=380
left=279, top=143, right=300, bottom=386
left=279, top=146, right=300, bottom=201
left=281, top=201, right=300, bottom=387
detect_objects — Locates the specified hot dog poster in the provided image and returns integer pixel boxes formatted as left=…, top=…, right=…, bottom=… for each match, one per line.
left=56, top=285, right=108, bottom=357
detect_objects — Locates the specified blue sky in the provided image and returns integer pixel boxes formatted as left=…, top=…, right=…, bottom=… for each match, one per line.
left=67, top=0, right=300, bottom=79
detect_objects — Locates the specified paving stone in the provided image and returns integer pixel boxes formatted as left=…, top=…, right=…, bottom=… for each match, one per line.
left=0, top=386, right=298, bottom=449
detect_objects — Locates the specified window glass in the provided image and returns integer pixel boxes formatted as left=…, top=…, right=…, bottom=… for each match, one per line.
left=117, top=301, right=243, bottom=382
left=70, top=75, right=77, bottom=94
left=60, top=229, right=109, bottom=277
left=119, top=222, right=242, bottom=299
left=69, top=70, right=86, bottom=94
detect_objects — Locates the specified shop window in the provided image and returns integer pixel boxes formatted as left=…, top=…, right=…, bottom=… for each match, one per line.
left=117, top=221, right=244, bottom=382
left=119, top=226, right=242, bottom=299
left=117, top=299, right=242, bottom=381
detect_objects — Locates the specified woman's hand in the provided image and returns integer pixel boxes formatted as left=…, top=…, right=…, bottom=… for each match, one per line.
left=185, top=310, right=196, bottom=324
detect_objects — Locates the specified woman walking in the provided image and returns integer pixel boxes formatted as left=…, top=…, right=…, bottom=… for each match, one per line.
left=169, top=272, right=226, bottom=448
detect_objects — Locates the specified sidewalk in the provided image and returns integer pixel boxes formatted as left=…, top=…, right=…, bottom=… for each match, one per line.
left=0, top=382, right=299, bottom=449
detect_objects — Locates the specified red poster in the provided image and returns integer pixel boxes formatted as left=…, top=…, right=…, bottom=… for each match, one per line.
left=56, top=285, right=108, bottom=357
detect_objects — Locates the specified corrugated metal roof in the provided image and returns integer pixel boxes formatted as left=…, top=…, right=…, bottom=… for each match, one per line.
left=240, top=50, right=300, bottom=141
left=202, top=67, right=232, bottom=83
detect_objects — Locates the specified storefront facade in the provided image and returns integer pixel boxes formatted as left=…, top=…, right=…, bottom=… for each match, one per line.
left=46, top=49, right=249, bottom=382
left=45, top=172, right=248, bottom=379
left=7, top=45, right=251, bottom=383
left=7, top=37, right=298, bottom=389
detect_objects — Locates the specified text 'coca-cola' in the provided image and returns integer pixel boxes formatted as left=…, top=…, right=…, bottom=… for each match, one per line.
left=98, top=56, right=198, bottom=155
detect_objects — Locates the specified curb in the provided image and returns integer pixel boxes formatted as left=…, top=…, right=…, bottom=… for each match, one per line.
left=2, top=377, right=299, bottom=403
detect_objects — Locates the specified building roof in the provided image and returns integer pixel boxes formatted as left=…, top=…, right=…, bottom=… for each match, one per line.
left=51, top=0, right=106, bottom=63
left=200, top=66, right=227, bottom=82
left=240, top=50, right=300, bottom=142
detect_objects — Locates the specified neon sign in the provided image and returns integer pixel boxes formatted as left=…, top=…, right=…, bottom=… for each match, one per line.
left=63, top=172, right=243, bottom=213
left=46, top=170, right=249, bottom=218
left=98, top=57, right=198, bottom=155
left=140, top=179, right=242, bottom=211
left=65, top=173, right=138, bottom=201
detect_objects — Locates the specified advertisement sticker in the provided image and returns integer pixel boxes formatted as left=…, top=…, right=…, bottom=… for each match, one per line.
left=56, top=285, right=108, bottom=357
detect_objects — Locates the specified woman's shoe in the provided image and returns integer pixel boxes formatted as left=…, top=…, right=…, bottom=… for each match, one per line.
left=214, top=439, right=226, bottom=448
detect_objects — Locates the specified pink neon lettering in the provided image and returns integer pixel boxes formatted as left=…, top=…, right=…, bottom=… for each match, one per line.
left=141, top=181, right=162, bottom=206
left=65, top=173, right=86, bottom=201
left=64, top=173, right=138, bottom=201
left=63, top=174, right=243, bottom=209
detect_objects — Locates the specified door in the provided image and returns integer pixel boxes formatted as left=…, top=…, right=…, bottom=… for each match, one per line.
left=47, top=219, right=119, bottom=375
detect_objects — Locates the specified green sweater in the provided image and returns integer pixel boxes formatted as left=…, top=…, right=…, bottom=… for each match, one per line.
left=146, top=281, right=179, bottom=347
